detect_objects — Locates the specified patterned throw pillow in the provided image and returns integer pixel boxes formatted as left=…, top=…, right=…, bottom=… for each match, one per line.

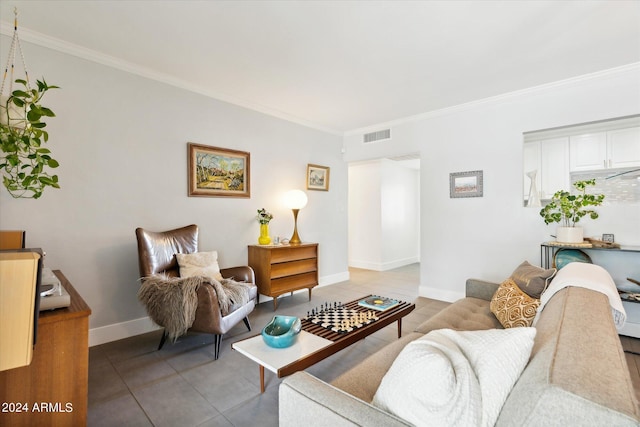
left=509, top=261, right=556, bottom=299
left=490, top=278, right=540, bottom=328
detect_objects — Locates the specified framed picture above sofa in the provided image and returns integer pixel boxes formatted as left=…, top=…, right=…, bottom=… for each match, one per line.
left=187, top=143, right=250, bottom=198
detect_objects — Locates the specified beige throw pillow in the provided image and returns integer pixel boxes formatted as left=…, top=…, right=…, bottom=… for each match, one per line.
left=176, top=251, right=223, bottom=282
left=490, top=278, right=540, bottom=328
left=509, top=260, right=556, bottom=299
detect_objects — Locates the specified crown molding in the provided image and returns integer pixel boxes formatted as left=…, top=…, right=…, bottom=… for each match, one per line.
left=0, top=22, right=343, bottom=136
left=2, top=21, right=637, bottom=139
left=345, top=62, right=640, bottom=136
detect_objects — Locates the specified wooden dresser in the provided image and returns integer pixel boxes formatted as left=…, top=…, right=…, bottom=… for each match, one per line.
left=248, top=243, right=318, bottom=310
left=0, top=271, right=91, bottom=426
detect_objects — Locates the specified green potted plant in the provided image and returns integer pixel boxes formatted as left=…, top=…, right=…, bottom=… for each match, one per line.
left=539, top=179, right=605, bottom=243
left=0, top=78, right=60, bottom=199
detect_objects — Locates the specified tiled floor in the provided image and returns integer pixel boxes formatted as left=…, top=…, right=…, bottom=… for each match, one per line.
left=89, top=264, right=640, bottom=426
left=88, top=264, right=449, bottom=426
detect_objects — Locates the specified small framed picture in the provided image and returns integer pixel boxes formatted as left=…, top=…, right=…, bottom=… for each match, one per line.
left=307, top=164, right=330, bottom=191
left=187, top=143, right=250, bottom=198
left=602, top=234, right=615, bottom=243
left=450, top=170, right=483, bottom=198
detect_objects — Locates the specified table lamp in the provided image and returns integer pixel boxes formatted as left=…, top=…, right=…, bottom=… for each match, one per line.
left=283, top=190, right=308, bottom=245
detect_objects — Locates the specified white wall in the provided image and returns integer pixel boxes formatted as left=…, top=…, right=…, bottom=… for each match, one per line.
left=348, top=159, right=420, bottom=270
left=344, top=65, right=640, bottom=304
left=0, top=35, right=348, bottom=345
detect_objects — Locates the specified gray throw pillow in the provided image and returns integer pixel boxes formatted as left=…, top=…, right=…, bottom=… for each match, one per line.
left=509, top=261, right=556, bottom=299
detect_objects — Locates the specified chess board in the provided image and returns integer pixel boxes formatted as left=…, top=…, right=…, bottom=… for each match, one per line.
left=306, top=307, right=378, bottom=334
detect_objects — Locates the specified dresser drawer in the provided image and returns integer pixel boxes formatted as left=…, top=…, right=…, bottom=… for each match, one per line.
left=271, top=258, right=317, bottom=279
left=271, top=272, right=318, bottom=294
left=271, top=245, right=317, bottom=263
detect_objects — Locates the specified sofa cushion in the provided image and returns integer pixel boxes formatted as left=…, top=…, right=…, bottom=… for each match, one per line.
left=176, top=251, right=223, bottom=282
left=509, top=260, right=556, bottom=299
left=415, top=297, right=502, bottom=334
left=490, top=278, right=540, bottom=328
left=372, top=328, right=536, bottom=427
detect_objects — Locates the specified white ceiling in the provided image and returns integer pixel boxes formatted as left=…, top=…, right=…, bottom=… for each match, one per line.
left=1, top=1, right=639, bottom=134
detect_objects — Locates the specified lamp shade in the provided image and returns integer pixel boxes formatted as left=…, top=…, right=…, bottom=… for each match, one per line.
left=283, top=190, right=308, bottom=210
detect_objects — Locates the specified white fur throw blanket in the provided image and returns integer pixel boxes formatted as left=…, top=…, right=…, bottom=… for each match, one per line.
left=533, top=262, right=626, bottom=330
left=138, top=275, right=252, bottom=342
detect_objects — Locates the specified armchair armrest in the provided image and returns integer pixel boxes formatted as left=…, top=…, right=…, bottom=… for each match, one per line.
left=220, top=265, right=255, bottom=284
left=279, top=372, right=410, bottom=427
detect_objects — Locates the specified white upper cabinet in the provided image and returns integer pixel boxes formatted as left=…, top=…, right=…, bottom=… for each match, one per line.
left=540, top=138, right=570, bottom=199
left=607, top=127, right=640, bottom=169
left=569, top=127, right=640, bottom=172
left=523, top=137, right=569, bottom=201
left=569, top=132, right=607, bottom=171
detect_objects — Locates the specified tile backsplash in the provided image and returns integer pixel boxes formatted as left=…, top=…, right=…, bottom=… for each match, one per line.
left=571, top=168, right=640, bottom=204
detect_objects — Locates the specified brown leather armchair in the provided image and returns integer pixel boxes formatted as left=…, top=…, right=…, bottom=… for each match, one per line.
left=135, top=224, right=257, bottom=359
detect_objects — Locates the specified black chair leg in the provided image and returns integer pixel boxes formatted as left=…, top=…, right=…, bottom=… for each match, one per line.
left=213, top=334, right=222, bottom=360
left=243, top=317, right=252, bottom=331
left=158, top=331, right=168, bottom=350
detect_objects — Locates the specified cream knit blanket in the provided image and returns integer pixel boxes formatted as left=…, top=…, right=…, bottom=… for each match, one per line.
left=533, top=262, right=626, bottom=329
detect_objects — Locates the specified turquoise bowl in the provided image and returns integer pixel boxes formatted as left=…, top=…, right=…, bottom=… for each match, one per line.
left=261, top=315, right=302, bottom=348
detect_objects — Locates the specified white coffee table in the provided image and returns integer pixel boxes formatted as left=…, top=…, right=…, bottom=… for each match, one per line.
left=232, top=330, right=332, bottom=393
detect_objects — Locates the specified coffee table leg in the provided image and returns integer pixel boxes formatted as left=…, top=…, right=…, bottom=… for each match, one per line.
left=397, top=319, right=402, bottom=338
left=260, top=365, right=265, bottom=393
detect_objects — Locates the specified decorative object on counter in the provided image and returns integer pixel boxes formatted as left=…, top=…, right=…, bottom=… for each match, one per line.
left=261, top=315, right=301, bottom=348
left=553, top=248, right=592, bottom=270
left=584, top=237, right=620, bottom=249
left=450, top=170, right=483, bottom=198
left=256, top=208, right=273, bottom=245
left=283, top=189, right=308, bottom=245
left=307, top=164, right=330, bottom=191
left=539, top=179, right=605, bottom=243
left=187, top=143, right=250, bottom=198
left=602, top=233, right=615, bottom=243
left=526, top=170, right=541, bottom=207
left=0, top=8, right=60, bottom=199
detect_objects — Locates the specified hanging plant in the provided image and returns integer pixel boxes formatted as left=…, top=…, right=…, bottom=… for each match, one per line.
left=0, top=78, right=60, bottom=199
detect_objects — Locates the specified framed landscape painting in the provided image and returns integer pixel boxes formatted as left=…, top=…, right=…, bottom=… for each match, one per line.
left=450, top=170, right=483, bottom=198
left=307, top=164, right=330, bottom=191
left=188, top=143, right=250, bottom=198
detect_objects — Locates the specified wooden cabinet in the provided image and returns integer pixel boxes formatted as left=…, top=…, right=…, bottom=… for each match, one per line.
left=248, top=243, right=318, bottom=310
left=0, top=271, right=91, bottom=426
left=570, top=127, right=640, bottom=171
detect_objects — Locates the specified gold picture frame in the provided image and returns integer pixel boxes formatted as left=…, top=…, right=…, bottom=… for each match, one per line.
left=188, top=143, right=250, bottom=198
left=307, top=164, right=330, bottom=191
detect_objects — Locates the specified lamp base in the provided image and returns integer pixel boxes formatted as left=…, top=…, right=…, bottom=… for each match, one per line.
left=290, top=209, right=302, bottom=245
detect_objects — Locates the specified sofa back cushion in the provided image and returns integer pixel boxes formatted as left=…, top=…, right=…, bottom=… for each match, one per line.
left=496, top=287, right=639, bottom=426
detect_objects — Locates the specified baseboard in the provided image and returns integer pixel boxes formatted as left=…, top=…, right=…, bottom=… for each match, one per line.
left=349, top=256, right=419, bottom=271
left=419, top=285, right=463, bottom=303
left=89, top=316, right=160, bottom=347
left=89, top=270, right=351, bottom=346
left=319, top=270, right=350, bottom=286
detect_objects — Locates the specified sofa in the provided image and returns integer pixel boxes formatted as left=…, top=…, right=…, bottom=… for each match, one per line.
left=279, top=277, right=640, bottom=426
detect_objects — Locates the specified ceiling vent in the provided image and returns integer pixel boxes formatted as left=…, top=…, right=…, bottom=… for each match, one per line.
left=363, top=128, right=391, bottom=143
